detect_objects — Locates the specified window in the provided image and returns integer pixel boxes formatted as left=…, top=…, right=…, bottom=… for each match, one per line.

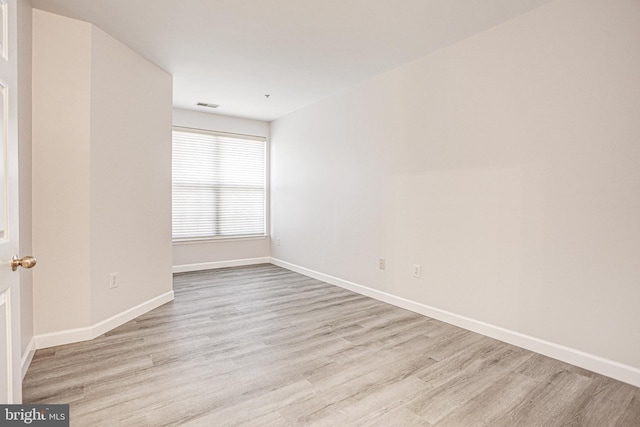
left=172, top=127, right=266, bottom=241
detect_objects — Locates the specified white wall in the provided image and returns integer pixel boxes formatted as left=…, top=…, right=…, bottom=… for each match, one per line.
left=271, top=0, right=640, bottom=377
left=32, top=10, right=92, bottom=334
left=172, top=108, right=270, bottom=270
left=32, top=10, right=173, bottom=342
left=89, top=26, right=173, bottom=324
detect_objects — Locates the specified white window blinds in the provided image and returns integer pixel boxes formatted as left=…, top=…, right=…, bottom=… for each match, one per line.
left=172, top=127, right=266, bottom=240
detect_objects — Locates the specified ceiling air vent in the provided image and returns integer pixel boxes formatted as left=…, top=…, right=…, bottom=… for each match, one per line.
left=196, top=102, right=220, bottom=109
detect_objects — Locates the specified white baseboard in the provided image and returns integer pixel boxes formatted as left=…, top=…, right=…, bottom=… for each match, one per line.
left=21, top=337, right=36, bottom=379
left=270, top=258, right=640, bottom=388
left=173, top=257, right=271, bottom=273
left=34, top=291, right=174, bottom=350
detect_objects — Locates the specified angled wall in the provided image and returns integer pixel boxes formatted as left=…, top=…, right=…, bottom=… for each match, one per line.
left=89, top=25, right=173, bottom=325
left=32, top=9, right=173, bottom=345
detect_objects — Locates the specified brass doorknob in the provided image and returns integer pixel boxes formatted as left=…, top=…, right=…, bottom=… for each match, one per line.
left=11, top=255, right=37, bottom=271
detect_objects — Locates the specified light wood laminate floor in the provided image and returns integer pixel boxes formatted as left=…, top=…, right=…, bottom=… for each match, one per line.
left=23, top=264, right=640, bottom=426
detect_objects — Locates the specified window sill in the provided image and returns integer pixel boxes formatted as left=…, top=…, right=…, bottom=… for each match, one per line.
left=172, top=235, right=268, bottom=245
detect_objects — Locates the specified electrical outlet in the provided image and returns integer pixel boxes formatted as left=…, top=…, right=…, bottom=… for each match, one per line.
left=109, top=272, right=119, bottom=289
left=275, top=237, right=281, bottom=246
left=413, top=264, right=422, bottom=279
left=379, top=258, right=386, bottom=270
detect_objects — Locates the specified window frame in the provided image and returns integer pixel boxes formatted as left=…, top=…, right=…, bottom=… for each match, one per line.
left=172, top=126, right=267, bottom=243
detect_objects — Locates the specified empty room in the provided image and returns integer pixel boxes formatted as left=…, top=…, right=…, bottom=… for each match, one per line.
left=1, top=0, right=639, bottom=425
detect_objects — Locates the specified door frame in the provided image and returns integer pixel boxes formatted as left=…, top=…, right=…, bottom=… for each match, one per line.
left=0, top=0, right=23, bottom=404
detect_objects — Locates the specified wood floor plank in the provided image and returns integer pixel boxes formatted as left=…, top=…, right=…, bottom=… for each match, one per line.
left=434, top=371, right=540, bottom=427
left=22, top=264, right=640, bottom=426
left=303, top=376, right=431, bottom=427
left=359, top=407, right=432, bottom=427
left=181, top=379, right=315, bottom=426
left=615, top=388, right=640, bottom=427
left=492, top=369, right=594, bottom=426
left=407, top=342, right=534, bottom=424
left=280, top=346, right=438, bottom=424
left=558, top=376, right=637, bottom=427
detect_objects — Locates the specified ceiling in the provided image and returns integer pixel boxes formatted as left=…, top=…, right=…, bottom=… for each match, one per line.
left=30, top=0, right=554, bottom=122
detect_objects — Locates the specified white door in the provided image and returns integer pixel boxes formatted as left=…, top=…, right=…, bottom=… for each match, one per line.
left=0, top=0, right=25, bottom=404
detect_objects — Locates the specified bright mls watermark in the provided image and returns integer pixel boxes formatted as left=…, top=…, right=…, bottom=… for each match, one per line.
left=1, top=405, right=69, bottom=426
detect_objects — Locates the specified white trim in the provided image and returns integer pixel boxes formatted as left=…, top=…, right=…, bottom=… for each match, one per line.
left=173, top=257, right=271, bottom=274
left=270, top=258, right=640, bottom=388
left=34, top=291, right=174, bottom=350
left=173, top=125, right=267, bottom=142
left=21, top=336, right=36, bottom=379
left=173, top=235, right=267, bottom=245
